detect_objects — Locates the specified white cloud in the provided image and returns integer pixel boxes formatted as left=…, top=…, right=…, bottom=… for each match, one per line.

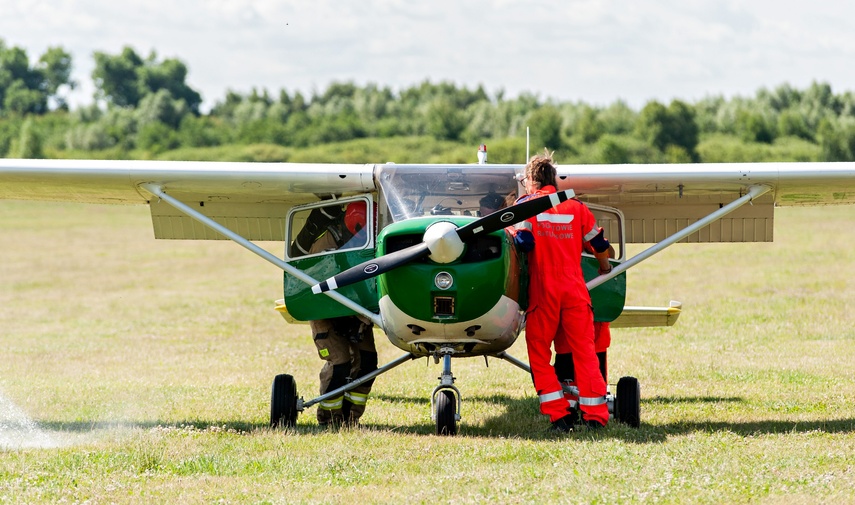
left=1, top=0, right=855, bottom=111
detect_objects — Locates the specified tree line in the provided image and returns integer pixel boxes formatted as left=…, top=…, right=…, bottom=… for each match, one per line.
left=3, top=39, right=855, bottom=164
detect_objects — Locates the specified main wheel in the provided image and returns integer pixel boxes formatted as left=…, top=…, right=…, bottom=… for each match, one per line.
left=435, top=390, right=457, bottom=436
left=615, top=376, right=640, bottom=428
left=270, top=374, right=298, bottom=429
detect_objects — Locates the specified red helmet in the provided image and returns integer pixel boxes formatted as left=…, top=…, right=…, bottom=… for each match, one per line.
left=344, top=201, right=367, bottom=235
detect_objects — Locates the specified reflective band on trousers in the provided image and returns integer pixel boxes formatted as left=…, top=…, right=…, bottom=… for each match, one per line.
left=345, top=391, right=369, bottom=406
left=578, top=395, right=607, bottom=406
left=539, top=390, right=565, bottom=404
left=319, top=396, right=343, bottom=410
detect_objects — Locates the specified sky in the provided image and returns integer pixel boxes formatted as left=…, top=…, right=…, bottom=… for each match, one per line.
left=2, top=0, right=855, bottom=112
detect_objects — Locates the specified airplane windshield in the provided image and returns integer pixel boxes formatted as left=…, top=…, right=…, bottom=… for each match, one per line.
left=376, top=164, right=521, bottom=228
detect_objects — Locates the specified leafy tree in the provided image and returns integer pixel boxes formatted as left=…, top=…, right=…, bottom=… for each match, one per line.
left=492, top=92, right=540, bottom=138
left=101, top=107, right=138, bottom=150
left=37, top=47, right=75, bottom=109
left=594, top=135, right=630, bottom=164
left=735, top=109, right=774, bottom=143
left=65, top=122, right=114, bottom=151
left=426, top=97, right=466, bottom=141
left=664, top=145, right=692, bottom=163
left=665, top=100, right=699, bottom=157
left=92, top=46, right=201, bottom=112
left=135, top=89, right=190, bottom=129
left=573, top=106, right=605, bottom=144
left=177, top=115, right=224, bottom=147
left=92, top=46, right=144, bottom=107
left=693, top=95, right=726, bottom=134
left=11, top=117, right=43, bottom=158
left=0, top=40, right=73, bottom=114
left=136, top=121, right=179, bottom=153
left=636, top=99, right=699, bottom=159
left=599, top=100, right=636, bottom=135
left=3, top=80, right=45, bottom=114
left=209, top=90, right=245, bottom=118
left=461, top=100, right=496, bottom=144
left=777, top=109, right=812, bottom=140
left=137, top=56, right=201, bottom=113
left=0, top=118, right=21, bottom=155
left=818, top=117, right=855, bottom=161
left=756, top=83, right=801, bottom=112
left=527, top=104, right=563, bottom=149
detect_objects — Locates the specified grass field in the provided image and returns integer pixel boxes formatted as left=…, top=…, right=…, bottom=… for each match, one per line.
left=0, top=200, right=854, bottom=504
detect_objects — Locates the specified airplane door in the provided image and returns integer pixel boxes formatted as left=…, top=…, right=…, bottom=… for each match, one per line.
left=282, top=197, right=379, bottom=321
left=585, top=204, right=627, bottom=322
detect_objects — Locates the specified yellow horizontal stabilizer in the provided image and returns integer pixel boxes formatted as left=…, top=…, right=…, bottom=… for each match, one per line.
left=610, top=301, right=682, bottom=329
left=274, top=299, right=308, bottom=325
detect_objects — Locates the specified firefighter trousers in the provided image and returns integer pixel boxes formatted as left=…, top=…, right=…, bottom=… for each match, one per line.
left=311, top=317, right=378, bottom=426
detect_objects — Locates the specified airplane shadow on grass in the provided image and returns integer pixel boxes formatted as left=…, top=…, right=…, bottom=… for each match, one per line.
left=367, top=393, right=855, bottom=442
left=31, top=394, right=855, bottom=443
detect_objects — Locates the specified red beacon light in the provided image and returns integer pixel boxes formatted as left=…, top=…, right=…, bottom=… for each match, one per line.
left=477, top=144, right=487, bottom=164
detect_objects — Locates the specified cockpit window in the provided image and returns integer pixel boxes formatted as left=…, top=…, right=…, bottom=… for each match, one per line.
left=286, top=198, right=372, bottom=260
left=376, top=164, right=520, bottom=228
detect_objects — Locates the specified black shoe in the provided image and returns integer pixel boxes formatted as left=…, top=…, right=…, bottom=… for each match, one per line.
left=548, top=415, right=575, bottom=434
left=566, top=407, right=580, bottom=426
left=583, top=419, right=606, bottom=430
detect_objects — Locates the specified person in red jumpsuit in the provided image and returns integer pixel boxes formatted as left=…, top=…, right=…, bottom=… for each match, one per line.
left=553, top=239, right=615, bottom=421
left=514, top=151, right=613, bottom=432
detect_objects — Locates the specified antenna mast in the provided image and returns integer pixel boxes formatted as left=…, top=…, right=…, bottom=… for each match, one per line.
left=525, top=127, right=530, bottom=162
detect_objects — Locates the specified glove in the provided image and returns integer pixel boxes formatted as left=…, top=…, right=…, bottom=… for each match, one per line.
left=514, top=230, right=534, bottom=252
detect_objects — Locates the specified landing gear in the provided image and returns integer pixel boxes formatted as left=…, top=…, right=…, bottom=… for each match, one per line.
left=614, top=376, right=640, bottom=428
left=431, top=347, right=462, bottom=436
left=435, top=390, right=458, bottom=435
left=269, top=353, right=416, bottom=431
left=270, top=374, right=299, bottom=428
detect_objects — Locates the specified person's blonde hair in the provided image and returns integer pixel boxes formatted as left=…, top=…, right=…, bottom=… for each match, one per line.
left=525, top=149, right=557, bottom=189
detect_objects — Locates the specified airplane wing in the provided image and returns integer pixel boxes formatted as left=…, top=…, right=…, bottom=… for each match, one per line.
left=0, top=159, right=853, bottom=244
left=553, top=161, right=855, bottom=244
left=0, top=159, right=375, bottom=241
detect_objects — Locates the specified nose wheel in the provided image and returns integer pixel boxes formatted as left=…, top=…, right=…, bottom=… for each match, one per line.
left=431, top=347, right=462, bottom=435
left=434, top=389, right=459, bottom=435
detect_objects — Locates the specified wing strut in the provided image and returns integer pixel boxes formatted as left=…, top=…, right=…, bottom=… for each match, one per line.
left=141, top=183, right=383, bottom=328
left=587, top=184, right=772, bottom=290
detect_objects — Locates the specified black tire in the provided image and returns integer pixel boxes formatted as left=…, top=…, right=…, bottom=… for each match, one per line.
left=270, top=374, right=298, bottom=429
left=435, top=390, right=457, bottom=436
left=615, top=376, right=640, bottom=428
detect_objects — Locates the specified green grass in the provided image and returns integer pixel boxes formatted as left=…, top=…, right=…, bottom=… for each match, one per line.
left=1, top=201, right=854, bottom=503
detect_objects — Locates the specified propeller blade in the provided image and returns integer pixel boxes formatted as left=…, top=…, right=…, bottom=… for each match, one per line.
left=456, top=189, right=575, bottom=242
left=312, top=242, right=430, bottom=294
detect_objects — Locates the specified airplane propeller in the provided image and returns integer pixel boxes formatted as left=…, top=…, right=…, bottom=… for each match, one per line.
left=311, top=189, right=576, bottom=294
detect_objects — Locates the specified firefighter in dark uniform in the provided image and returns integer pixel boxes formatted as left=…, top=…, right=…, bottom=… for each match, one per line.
left=296, top=201, right=378, bottom=428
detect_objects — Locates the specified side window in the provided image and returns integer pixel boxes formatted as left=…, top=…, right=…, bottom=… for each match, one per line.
left=586, top=204, right=625, bottom=261
left=286, top=198, right=372, bottom=260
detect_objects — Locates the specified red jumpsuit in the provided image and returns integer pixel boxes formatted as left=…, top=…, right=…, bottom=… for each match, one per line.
left=521, top=185, right=609, bottom=426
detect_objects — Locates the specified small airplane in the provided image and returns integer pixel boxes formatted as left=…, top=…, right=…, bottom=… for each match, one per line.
left=1, top=153, right=853, bottom=435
